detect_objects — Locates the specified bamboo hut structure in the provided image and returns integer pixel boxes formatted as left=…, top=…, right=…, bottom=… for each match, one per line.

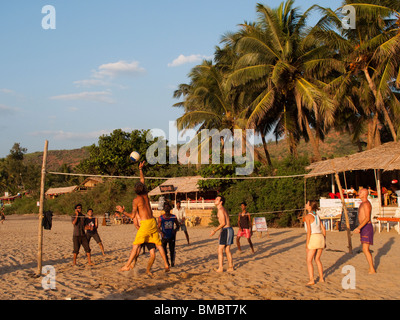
left=45, top=185, right=79, bottom=199
left=80, top=177, right=104, bottom=189
left=306, top=141, right=400, bottom=213
left=148, top=176, right=204, bottom=197
left=306, top=141, right=400, bottom=177
left=148, top=176, right=217, bottom=226
left=305, top=141, right=400, bottom=253
left=149, top=176, right=216, bottom=204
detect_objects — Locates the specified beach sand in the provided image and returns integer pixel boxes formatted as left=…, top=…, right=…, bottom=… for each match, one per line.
left=0, top=214, right=399, bottom=300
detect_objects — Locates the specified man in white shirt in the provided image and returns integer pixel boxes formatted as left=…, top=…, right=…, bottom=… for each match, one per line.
left=173, top=200, right=190, bottom=245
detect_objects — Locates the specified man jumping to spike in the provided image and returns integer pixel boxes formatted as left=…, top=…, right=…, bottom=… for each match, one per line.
left=116, top=161, right=170, bottom=272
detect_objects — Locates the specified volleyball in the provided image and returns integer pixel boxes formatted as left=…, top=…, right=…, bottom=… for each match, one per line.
left=129, top=151, right=140, bottom=163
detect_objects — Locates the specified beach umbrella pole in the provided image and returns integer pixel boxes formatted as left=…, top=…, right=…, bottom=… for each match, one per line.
left=36, top=140, right=48, bottom=276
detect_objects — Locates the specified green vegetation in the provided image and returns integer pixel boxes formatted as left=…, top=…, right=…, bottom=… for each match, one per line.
left=0, top=143, right=41, bottom=195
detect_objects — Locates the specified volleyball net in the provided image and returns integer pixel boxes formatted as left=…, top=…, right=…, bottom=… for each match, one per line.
left=45, top=169, right=309, bottom=219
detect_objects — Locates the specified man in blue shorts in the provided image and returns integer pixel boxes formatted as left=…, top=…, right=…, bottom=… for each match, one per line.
left=210, top=196, right=234, bottom=272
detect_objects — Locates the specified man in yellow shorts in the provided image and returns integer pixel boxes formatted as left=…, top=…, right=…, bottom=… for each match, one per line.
left=116, top=161, right=170, bottom=272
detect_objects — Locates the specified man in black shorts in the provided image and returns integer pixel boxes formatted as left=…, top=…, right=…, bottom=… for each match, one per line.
left=85, top=208, right=105, bottom=255
left=72, top=204, right=94, bottom=266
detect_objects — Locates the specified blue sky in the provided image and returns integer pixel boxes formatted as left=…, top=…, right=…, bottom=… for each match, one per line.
left=0, top=0, right=342, bottom=158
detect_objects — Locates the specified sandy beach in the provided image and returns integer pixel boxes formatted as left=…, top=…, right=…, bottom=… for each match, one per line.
left=0, top=214, right=399, bottom=300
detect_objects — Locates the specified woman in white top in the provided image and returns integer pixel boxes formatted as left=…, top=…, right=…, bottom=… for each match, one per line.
left=304, top=200, right=326, bottom=286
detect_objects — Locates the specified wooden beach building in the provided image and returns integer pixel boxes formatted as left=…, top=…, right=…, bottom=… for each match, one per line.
left=306, top=141, right=400, bottom=236
left=45, top=186, right=79, bottom=199
left=148, top=176, right=217, bottom=226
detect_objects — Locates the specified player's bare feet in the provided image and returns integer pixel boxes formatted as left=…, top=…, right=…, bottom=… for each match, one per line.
left=119, top=265, right=131, bottom=272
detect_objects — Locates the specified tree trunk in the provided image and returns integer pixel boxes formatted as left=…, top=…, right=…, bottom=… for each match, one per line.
left=304, top=116, right=322, bottom=161
left=260, top=132, right=272, bottom=167
left=283, top=104, right=297, bottom=158
left=367, top=113, right=380, bottom=150
left=356, top=138, right=363, bottom=152
left=294, top=95, right=321, bottom=161
left=363, top=67, right=397, bottom=141
left=288, top=133, right=298, bottom=159
left=241, top=131, right=268, bottom=166
left=367, top=117, right=374, bottom=150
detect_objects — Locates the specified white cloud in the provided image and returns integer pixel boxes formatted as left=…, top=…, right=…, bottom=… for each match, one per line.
left=0, top=104, right=18, bottom=115
left=73, top=60, right=144, bottom=89
left=0, top=88, right=15, bottom=94
left=49, top=91, right=115, bottom=104
left=168, top=54, right=212, bottom=67
left=73, top=79, right=127, bottom=90
left=73, top=79, right=112, bottom=88
left=93, top=60, right=145, bottom=78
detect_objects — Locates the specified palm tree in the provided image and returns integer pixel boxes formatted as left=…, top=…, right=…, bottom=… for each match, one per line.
left=316, top=0, right=400, bottom=148
left=226, top=0, right=340, bottom=161
left=173, top=59, right=268, bottom=166
left=346, top=1, right=400, bottom=145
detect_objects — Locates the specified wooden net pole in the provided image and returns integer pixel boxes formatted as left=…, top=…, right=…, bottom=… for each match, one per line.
left=37, top=140, right=49, bottom=276
left=375, top=169, right=383, bottom=216
left=330, top=159, right=353, bottom=254
left=334, top=171, right=353, bottom=254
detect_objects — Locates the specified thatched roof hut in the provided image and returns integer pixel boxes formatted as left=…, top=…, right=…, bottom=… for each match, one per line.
left=304, top=142, right=400, bottom=254
left=45, top=186, right=78, bottom=198
left=306, top=141, right=400, bottom=177
left=148, top=176, right=205, bottom=196
left=81, top=177, right=104, bottom=189
left=305, top=141, right=400, bottom=237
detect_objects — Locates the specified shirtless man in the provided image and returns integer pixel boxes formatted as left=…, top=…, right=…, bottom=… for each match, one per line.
left=210, top=195, right=234, bottom=272
left=353, top=188, right=376, bottom=274
left=116, top=161, right=170, bottom=272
